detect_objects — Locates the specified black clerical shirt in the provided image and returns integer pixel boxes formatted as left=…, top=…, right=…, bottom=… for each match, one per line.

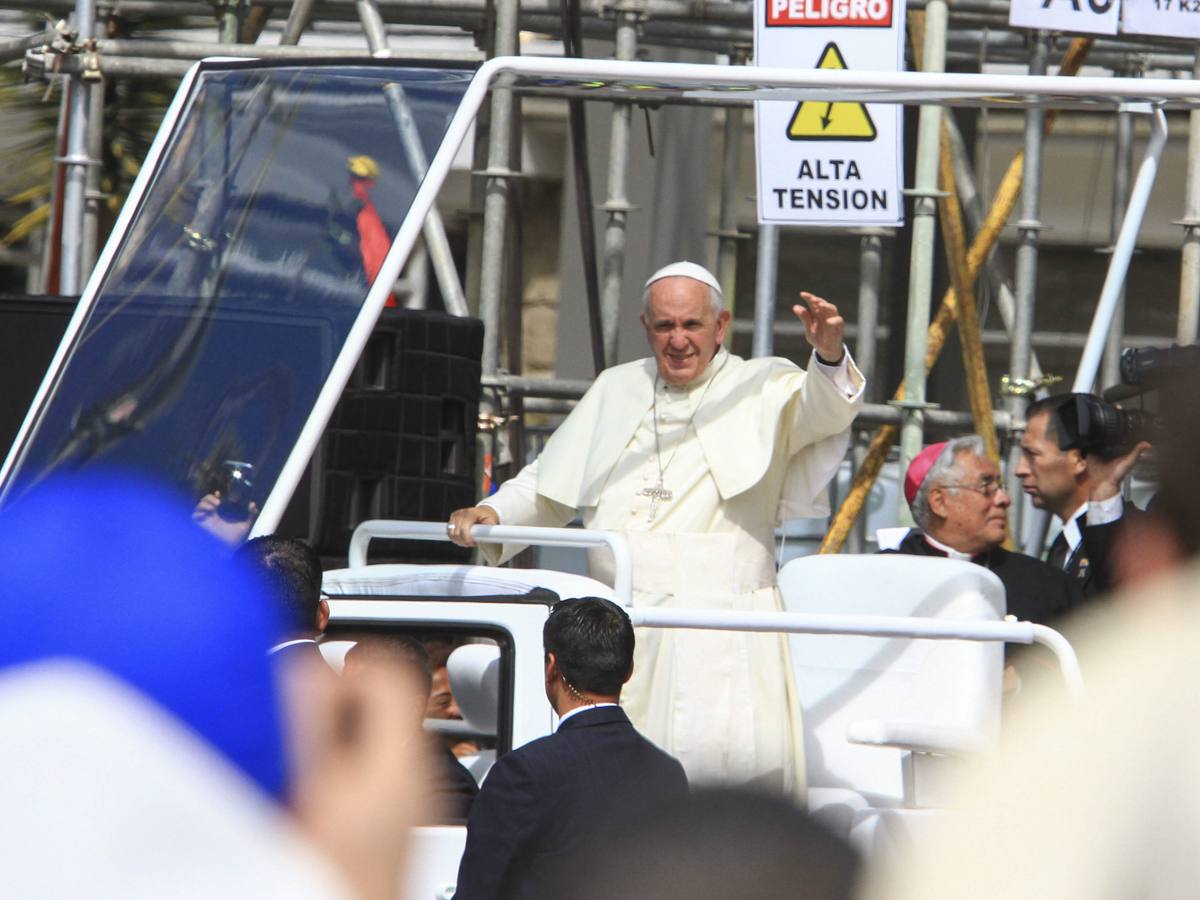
left=886, top=530, right=1083, bottom=625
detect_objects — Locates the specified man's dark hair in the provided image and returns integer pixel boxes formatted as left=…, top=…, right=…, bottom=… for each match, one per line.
left=424, top=634, right=465, bottom=670
left=1025, top=394, right=1073, bottom=446
left=543, top=597, right=634, bottom=696
left=344, top=632, right=434, bottom=696
left=237, top=536, right=323, bottom=633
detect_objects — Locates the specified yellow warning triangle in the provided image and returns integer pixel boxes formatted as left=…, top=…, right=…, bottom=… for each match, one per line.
left=787, top=43, right=876, bottom=142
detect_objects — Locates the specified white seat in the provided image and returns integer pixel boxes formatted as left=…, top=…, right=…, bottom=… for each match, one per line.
left=447, top=644, right=502, bottom=784
left=778, top=554, right=1004, bottom=849
left=321, top=563, right=617, bottom=603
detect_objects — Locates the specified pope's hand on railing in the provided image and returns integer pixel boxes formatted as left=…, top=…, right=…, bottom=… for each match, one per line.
left=446, top=506, right=499, bottom=548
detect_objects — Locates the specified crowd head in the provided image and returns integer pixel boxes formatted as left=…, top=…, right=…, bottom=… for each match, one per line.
left=238, top=535, right=326, bottom=636
left=561, top=788, right=860, bottom=900
left=345, top=633, right=434, bottom=691
left=0, top=473, right=289, bottom=795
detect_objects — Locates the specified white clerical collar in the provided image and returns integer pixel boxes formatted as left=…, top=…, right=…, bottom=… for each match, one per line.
left=662, top=348, right=728, bottom=393
left=922, top=533, right=975, bottom=561
left=557, top=702, right=618, bottom=728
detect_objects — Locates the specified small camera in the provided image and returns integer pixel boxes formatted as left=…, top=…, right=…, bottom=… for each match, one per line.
left=214, top=460, right=255, bottom=522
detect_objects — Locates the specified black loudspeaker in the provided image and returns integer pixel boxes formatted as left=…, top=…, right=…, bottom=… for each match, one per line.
left=277, top=308, right=483, bottom=564
left=0, top=296, right=77, bottom=459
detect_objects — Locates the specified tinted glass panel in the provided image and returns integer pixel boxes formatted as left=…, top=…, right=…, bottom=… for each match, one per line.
left=4, top=64, right=471, bottom=522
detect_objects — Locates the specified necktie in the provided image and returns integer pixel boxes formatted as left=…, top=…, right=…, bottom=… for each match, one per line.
left=1047, top=532, right=1069, bottom=570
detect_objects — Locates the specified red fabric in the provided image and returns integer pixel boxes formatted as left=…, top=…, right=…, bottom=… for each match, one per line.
left=351, top=179, right=397, bottom=307
left=904, top=441, right=948, bottom=507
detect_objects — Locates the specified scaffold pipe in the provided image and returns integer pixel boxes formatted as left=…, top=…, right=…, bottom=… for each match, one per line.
left=897, top=3, right=947, bottom=520
left=1177, top=50, right=1200, bottom=345
left=1074, top=107, right=1169, bottom=393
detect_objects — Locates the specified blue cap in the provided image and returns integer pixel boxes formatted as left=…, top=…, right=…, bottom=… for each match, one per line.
left=0, top=472, right=288, bottom=797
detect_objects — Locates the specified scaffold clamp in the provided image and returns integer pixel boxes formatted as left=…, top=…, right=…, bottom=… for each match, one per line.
left=1000, top=373, right=1063, bottom=397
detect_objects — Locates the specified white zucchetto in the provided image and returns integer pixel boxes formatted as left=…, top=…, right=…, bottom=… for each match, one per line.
left=643, top=261, right=723, bottom=299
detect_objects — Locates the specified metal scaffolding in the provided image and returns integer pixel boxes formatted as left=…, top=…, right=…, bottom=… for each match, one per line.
left=4, top=0, right=1200, bottom=552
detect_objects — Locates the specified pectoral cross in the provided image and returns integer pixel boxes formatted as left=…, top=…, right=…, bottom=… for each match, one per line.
left=640, top=483, right=673, bottom=521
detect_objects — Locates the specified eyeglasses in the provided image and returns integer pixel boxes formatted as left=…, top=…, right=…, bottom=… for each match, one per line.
left=939, top=479, right=1005, bottom=499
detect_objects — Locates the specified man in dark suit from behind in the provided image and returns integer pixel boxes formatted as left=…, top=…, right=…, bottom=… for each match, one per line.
left=237, top=535, right=328, bottom=663
left=455, top=597, right=689, bottom=900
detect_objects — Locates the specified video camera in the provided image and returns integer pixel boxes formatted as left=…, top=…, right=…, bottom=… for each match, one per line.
left=1053, top=394, right=1157, bottom=460
left=1052, top=343, right=1200, bottom=460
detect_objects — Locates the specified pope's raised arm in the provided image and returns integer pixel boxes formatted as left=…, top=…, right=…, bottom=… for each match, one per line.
left=793, top=291, right=846, bottom=364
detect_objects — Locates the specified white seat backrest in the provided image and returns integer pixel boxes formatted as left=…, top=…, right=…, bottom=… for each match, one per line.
left=446, top=644, right=501, bottom=737
left=322, top=564, right=617, bottom=602
left=778, top=554, right=1005, bottom=805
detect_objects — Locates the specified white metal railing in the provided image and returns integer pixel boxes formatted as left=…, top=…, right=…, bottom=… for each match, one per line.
left=628, top=606, right=1085, bottom=699
left=347, top=519, right=633, bottom=604
left=347, top=519, right=1083, bottom=697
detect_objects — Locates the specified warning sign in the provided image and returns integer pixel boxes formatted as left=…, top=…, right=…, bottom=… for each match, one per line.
left=1008, top=0, right=1118, bottom=36
left=753, top=0, right=905, bottom=227
left=1121, top=0, right=1200, bottom=39
left=766, top=0, right=894, bottom=27
left=786, top=44, right=877, bottom=141
left=768, top=0, right=892, bottom=26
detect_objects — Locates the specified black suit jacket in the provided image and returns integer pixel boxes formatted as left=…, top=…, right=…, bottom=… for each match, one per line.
left=886, top=530, right=1083, bottom=626
left=1071, top=503, right=1143, bottom=599
left=454, top=705, right=688, bottom=900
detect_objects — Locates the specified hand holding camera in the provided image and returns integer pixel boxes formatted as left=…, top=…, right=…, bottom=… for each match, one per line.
left=1087, top=440, right=1152, bottom=503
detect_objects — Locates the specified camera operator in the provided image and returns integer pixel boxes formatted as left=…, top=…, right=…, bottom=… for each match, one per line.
left=1109, top=357, right=1200, bottom=586
left=1015, top=393, right=1150, bottom=599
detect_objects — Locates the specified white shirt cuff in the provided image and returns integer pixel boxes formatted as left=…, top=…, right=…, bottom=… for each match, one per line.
left=811, top=346, right=858, bottom=398
left=1087, top=493, right=1125, bottom=526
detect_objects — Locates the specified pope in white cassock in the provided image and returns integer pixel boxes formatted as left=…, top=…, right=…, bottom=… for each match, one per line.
left=448, top=261, right=864, bottom=794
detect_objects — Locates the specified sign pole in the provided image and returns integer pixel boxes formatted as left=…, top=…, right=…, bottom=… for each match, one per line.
left=752, top=224, right=780, bottom=358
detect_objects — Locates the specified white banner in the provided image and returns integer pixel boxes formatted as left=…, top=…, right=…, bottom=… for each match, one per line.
left=753, top=0, right=906, bottom=228
left=1008, top=0, right=1120, bottom=35
left=1122, top=0, right=1200, bottom=38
